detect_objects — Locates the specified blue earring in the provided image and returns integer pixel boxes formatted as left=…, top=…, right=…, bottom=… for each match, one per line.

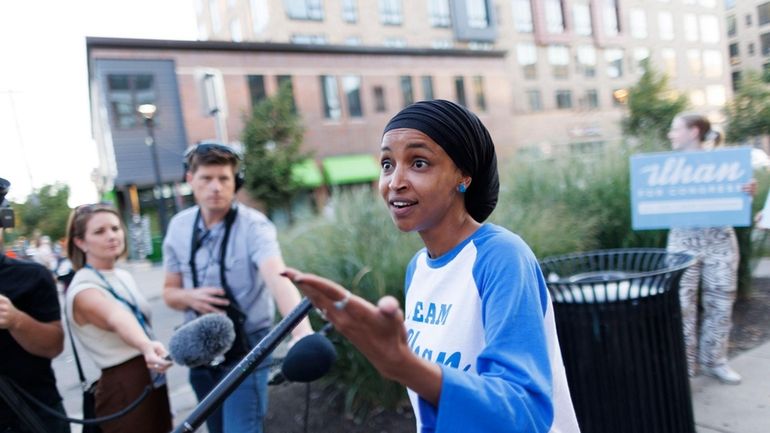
left=458, top=183, right=467, bottom=193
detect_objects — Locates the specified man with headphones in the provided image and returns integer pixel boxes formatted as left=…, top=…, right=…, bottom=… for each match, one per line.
left=162, top=143, right=313, bottom=433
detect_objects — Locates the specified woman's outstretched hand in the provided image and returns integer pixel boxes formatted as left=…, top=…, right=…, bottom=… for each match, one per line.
left=281, top=267, right=408, bottom=380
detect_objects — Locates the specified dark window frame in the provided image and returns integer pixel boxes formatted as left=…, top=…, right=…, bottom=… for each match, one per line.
left=107, top=73, right=156, bottom=129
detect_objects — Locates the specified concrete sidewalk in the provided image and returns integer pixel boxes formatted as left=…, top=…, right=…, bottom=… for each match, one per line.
left=691, top=341, right=770, bottom=433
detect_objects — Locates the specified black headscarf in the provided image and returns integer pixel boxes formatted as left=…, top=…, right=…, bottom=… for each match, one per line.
left=383, top=99, right=499, bottom=222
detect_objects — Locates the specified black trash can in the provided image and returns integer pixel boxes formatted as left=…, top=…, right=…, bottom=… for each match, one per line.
left=540, top=249, right=696, bottom=433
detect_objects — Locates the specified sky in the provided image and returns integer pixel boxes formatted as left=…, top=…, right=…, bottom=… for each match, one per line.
left=0, top=0, right=198, bottom=206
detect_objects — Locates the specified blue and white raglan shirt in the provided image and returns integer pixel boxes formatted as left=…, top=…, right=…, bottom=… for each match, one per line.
left=404, top=224, right=580, bottom=433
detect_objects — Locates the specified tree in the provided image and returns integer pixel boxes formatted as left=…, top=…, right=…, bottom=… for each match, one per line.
left=622, top=60, right=688, bottom=142
left=241, top=81, right=309, bottom=218
left=12, top=183, right=72, bottom=241
left=725, top=70, right=770, bottom=144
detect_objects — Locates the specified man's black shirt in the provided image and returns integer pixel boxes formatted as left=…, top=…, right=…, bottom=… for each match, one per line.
left=0, top=255, right=63, bottom=424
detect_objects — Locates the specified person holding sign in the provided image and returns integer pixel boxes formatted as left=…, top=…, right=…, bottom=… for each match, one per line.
left=666, top=113, right=755, bottom=385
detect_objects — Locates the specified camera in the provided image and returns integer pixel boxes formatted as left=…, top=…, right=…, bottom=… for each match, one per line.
left=0, top=177, right=15, bottom=229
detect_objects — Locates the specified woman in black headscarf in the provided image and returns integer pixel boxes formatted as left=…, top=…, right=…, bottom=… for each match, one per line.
left=283, top=100, right=579, bottom=433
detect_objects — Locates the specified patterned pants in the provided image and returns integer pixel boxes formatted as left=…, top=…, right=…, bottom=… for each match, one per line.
left=667, top=227, right=739, bottom=375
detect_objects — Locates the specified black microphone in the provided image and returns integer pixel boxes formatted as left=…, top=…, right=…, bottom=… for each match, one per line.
left=270, top=323, right=336, bottom=385
left=173, top=298, right=314, bottom=433
left=168, top=314, right=235, bottom=368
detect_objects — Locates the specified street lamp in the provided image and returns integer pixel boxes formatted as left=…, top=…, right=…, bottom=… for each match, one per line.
left=137, top=103, right=168, bottom=237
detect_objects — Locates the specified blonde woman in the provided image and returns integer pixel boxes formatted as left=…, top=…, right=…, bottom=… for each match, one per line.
left=65, top=204, right=172, bottom=432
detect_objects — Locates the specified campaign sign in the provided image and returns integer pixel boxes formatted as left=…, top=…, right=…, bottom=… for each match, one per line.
left=630, top=147, right=752, bottom=230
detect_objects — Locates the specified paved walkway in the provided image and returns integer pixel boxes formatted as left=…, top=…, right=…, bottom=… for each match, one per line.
left=55, top=261, right=769, bottom=433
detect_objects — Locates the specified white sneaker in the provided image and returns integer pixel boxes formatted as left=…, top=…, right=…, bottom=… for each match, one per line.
left=702, top=364, right=742, bottom=385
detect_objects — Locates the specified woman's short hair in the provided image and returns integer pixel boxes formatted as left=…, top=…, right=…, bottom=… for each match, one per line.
left=66, top=203, right=127, bottom=271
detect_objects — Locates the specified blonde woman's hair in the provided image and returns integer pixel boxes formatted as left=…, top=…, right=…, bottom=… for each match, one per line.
left=65, top=204, right=127, bottom=271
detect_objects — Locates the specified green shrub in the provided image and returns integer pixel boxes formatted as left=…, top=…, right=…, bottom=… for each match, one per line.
left=280, top=187, right=422, bottom=418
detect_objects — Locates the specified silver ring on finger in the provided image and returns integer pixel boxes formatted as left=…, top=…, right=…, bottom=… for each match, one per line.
left=333, top=290, right=352, bottom=311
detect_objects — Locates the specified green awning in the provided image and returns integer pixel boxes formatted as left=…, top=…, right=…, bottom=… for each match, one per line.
left=291, top=159, right=324, bottom=188
left=322, top=154, right=380, bottom=185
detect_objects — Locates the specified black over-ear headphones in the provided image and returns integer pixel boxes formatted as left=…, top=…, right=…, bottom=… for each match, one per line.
left=183, top=142, right=245, bottom=191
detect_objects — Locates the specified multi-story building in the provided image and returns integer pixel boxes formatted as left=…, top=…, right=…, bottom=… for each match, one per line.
left=86, top=0, right=733, bottom=242
left=724, top=0, right=770, bottom=90
left=195, top=0, right=732, bottom=153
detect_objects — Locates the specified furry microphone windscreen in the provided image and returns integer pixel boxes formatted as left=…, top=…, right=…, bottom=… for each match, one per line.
left=168, top=313, right=236, bottom=368
left=281, top=333, right=337, bottom=382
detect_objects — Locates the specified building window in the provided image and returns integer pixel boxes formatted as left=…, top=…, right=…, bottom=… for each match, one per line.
left=762, top=32, right=770, bottom=55
left=759, top=3, right=770, bottom=26
left=577, top=45, right=596, bottom=78
left=548, top=45, right=570, bottom=79
left=725, top=0, right=736, bottom=9
left=544, top=0, right=565, bottom=34
left=277, top=75, right=296, bottom=112
left=603, top=0, right=620, bottom=37
left=612, top=88, right=627, bottom=106
left=383, top=37, right=407, bottom=47
left=230, top=19, right=242, bottom=42
left=749, top=42, right=756, bottom=55
left=726, top=15, right=737, bottom=37
left=573, top=2, right=592, bottom=36
left=428, top=0, right=451, bottom=27
left=687, top=49, right=703, bottom=77
left=373, top=86, right=387, bottom=112
left=747, top=13, right=753, bottom=26
left=379, top=0, right=403, bottom=25
left=556, top=90, right=572, bottom=109
left=700, top=15, right=719, bottom=43
left=729, top=43, right=740, bottom=65
left=684, top=14, right=698, bottom=42
left=342, top=76, right=363, bottom=118
left=320, top=75, right=341, bottom=120
left=584, top=89, right=599, bottom=109
left=345, top=36, right=362, bottom=45
left=247, top=75, right=266, bottom=107
left=466, top=0, right=491, bottom=29
left=455, top=76, right=467, bottom=107
left=342, top=0, right=358, bottom=23
left=661, top=48, right=677, bottom=78
left=706, top=84, right=726, bottom=106
left=633, top=47, right=650, bottom=74
left=703, top=50, right=723, bottom=78
left=290, top=34, right=327, bottom=44
left=284, top=0, right=324, bottom=20
left=517, top=43, right=538, bottom=79
left=732, top=70, right=742, bottom=91
left=421, top=76, right=434, bottom=100
left=511, top=0, right=533, bottom=33
left=605, top=48, right=624, bottom=78
left=658, top=11, right=674, bottom=40
left=432, top=39, right=453, bottom=49
left=400, top=75, right=414, bottom=107
left=526, top=89, right=543, bottom=111
left=107, top=74, right=155, bottom=129
left=250, top=0, right=269, bottom=34
left=629, top=9, right=647, bottom=39
left=473, top=76, right=486, bottom=111
left=209, top=0, right=221, bottom=33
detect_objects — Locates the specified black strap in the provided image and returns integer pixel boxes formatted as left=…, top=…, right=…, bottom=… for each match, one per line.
left=0, top=376, right=48, bottom=433
left=83, top=265, right=153, bottom=338
left=188, top=206, right=251, bottom=363
left=62, top=300, right=153, bottom=424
